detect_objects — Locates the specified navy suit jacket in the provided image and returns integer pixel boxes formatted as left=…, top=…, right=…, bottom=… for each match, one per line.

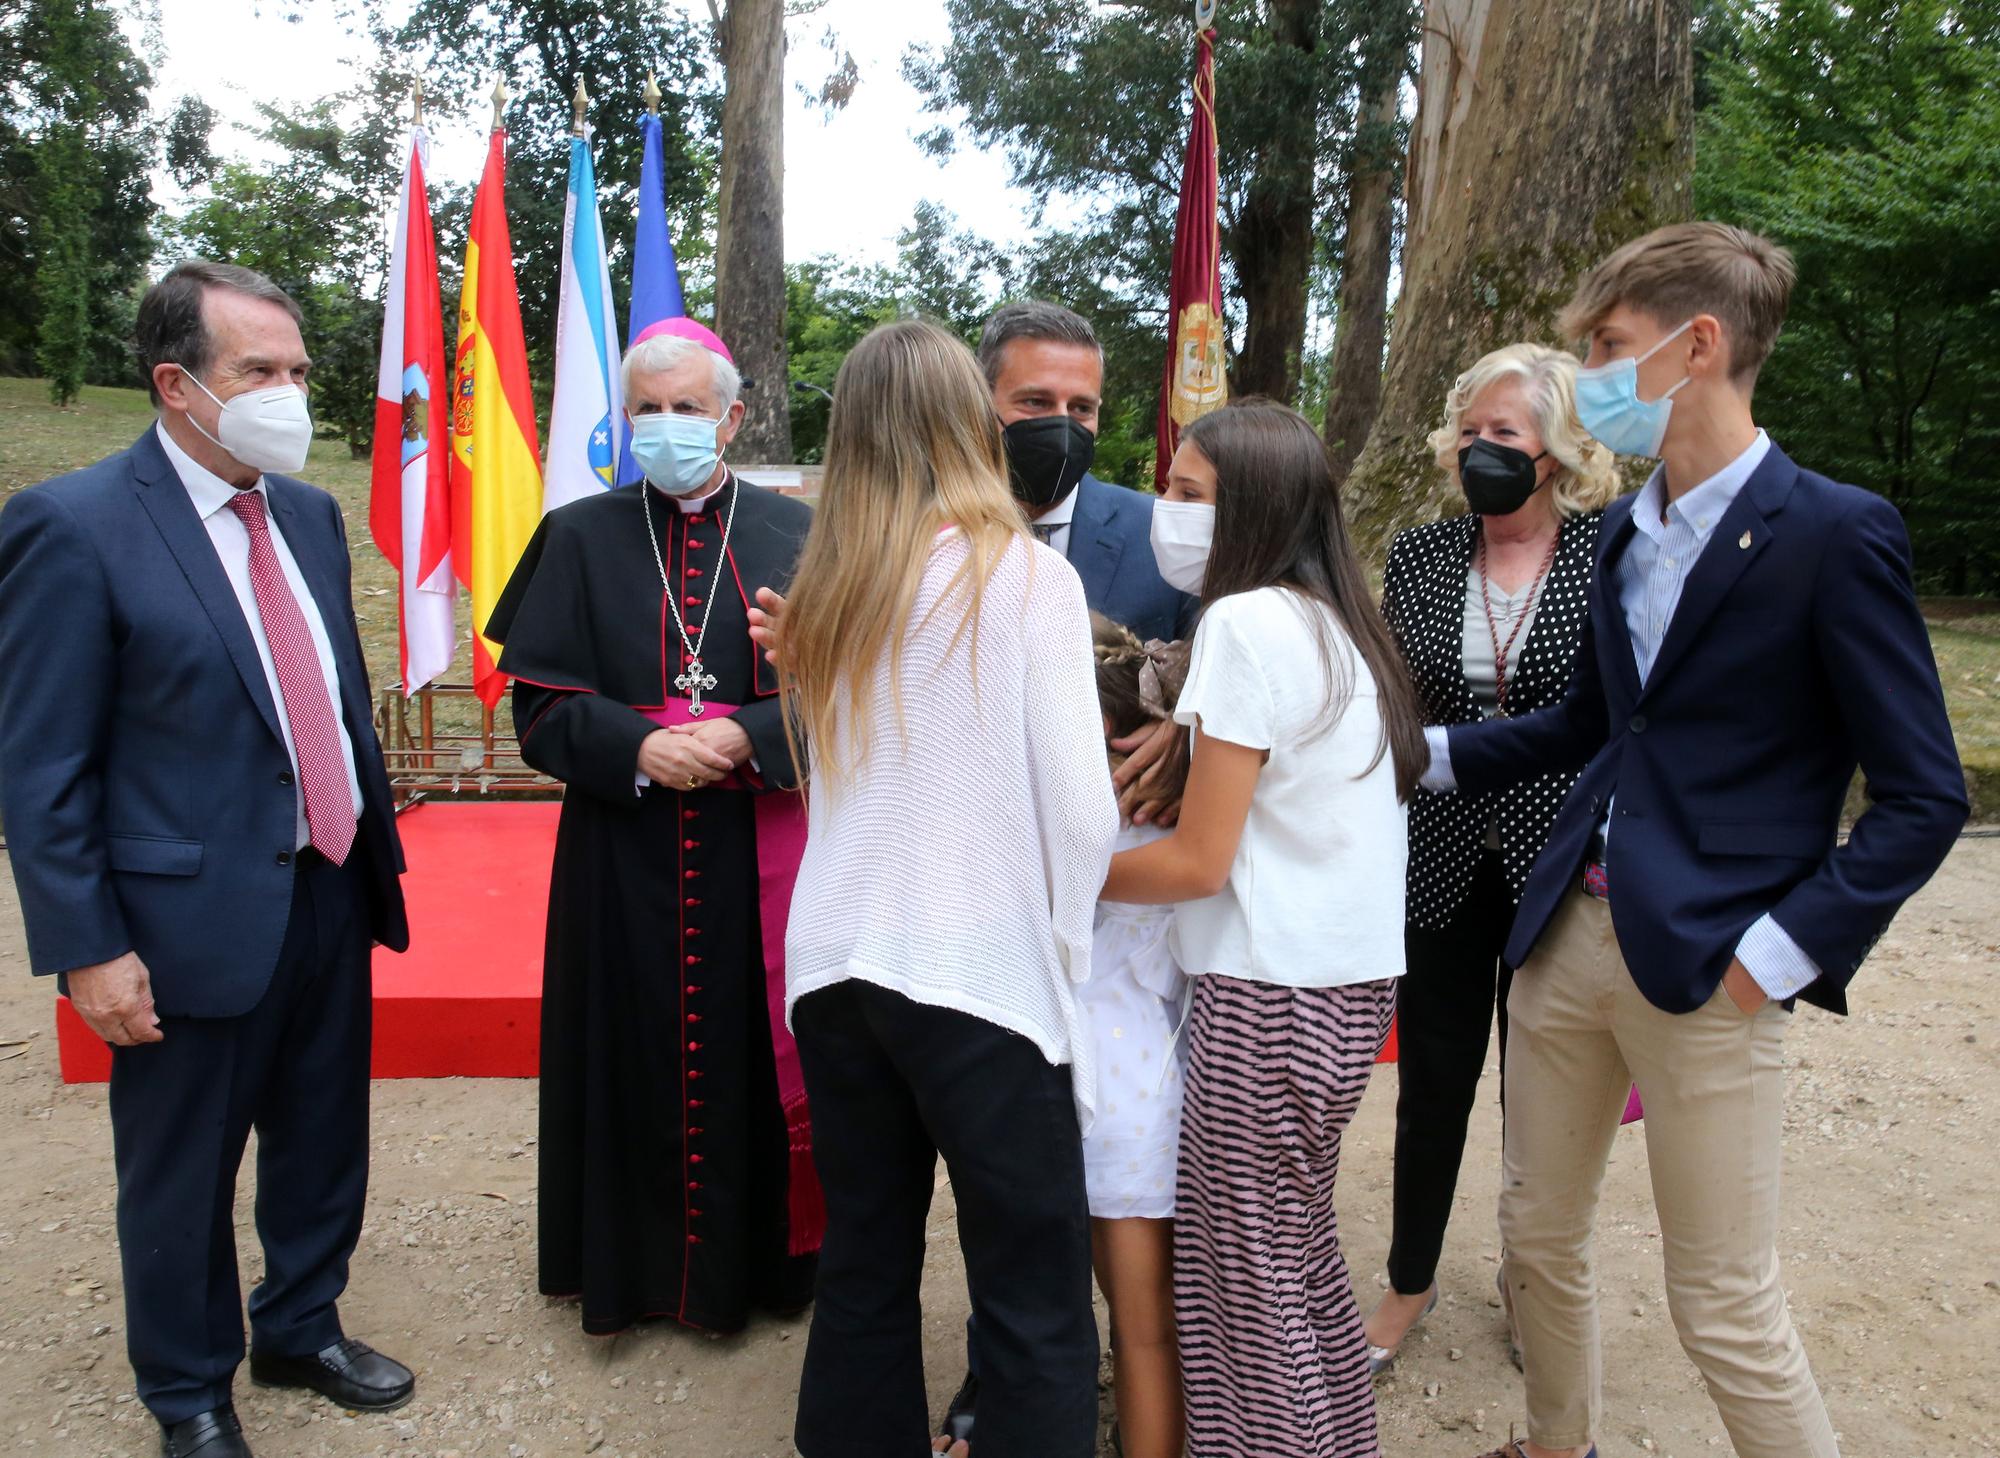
left=1064, top=473, right=1197, bottom=643
left=0, top=428, right=408, bottom=1018
left=1445, top=444, right=1965, bottom=1015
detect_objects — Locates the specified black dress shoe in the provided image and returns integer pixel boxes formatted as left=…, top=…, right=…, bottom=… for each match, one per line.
left=249, top=1337, right=415, bottom=1412
left=934, top=1370, right=977, bottom=1450
left=160, top=1404, right=253, bottom=1458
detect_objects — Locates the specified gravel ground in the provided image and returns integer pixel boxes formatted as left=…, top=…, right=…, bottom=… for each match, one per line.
left=2, top=839, right=1996, bottom=1458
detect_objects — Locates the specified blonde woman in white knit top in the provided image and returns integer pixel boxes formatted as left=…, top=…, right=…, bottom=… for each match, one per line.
left=751, top=319, right=1117, bottom=1458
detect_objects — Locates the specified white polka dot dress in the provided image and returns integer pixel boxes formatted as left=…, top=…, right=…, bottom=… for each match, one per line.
left=1383, top=510, right=1604, bottom=931
left=1078, top=822, right=1186, bottom=1220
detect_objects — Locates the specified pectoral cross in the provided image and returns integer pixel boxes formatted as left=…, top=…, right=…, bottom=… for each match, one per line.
left=675, top=657, right=718, bottom=716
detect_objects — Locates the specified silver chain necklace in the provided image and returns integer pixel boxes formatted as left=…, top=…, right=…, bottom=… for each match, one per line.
left=641, top=473, right=739, bottom=716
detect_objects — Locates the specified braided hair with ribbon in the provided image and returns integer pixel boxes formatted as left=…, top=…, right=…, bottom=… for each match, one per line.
left=1091, top=611, right=1192, bottom=802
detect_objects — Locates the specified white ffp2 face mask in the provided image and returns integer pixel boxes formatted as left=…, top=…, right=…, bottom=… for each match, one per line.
left=1150, top=497, right=1215, bottom=596
left=184, top=372, right=315, bottom=475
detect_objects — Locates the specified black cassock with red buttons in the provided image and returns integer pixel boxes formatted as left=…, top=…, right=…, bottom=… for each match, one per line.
left=488, top=472, right=817, bottom=1335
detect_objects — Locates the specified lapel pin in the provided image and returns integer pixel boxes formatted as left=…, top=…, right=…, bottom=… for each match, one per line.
left=1739, top=530, right=1753, bottom=550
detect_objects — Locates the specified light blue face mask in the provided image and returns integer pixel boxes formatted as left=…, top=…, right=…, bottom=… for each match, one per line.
left=629, top=411, right=723, bottom=496
left=1573, top=318, right=1695, bottom=458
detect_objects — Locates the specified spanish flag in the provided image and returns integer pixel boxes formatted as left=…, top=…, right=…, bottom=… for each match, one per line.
left=450, top=126, right=543, bottom=707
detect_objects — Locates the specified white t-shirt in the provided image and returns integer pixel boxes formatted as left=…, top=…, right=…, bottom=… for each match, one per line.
left=1169, top=586, right=1408, bottom=988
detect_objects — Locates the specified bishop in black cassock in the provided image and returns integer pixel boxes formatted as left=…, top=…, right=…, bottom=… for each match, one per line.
left=486, top=322, right=817, bottom=1336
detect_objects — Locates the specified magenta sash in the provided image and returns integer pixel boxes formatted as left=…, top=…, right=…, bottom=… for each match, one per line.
left=643, top=702, right=823, bottom=1255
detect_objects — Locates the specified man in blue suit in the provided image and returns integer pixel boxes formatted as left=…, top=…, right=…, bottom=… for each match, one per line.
left=1426, top=226, right=1967, bottom=1458
left=983, top=301, right=1196, bottom=832
left=0, top=263, right=414, bottom=1458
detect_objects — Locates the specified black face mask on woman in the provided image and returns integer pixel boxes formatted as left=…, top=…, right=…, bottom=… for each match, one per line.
left=1457, top=438, right=1546, bottom=517
left=1002, top=415, right=1096, bottom=510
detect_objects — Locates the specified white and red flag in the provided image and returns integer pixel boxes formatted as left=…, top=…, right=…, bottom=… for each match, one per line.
left=369, top=123, right=457, bottom=695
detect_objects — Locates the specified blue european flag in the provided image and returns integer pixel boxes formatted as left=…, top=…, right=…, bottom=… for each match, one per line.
left=617, top=110, right=688, bottom=486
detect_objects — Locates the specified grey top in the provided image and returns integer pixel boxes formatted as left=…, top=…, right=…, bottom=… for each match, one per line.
left=1462, top=565, right=1541, bottom=719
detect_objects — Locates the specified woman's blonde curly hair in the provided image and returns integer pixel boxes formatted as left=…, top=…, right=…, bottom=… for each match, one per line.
left=1425, top=342, right=1620, bottom=517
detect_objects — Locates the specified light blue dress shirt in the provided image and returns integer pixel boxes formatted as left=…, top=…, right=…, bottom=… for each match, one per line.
left=1422, top=431, right=1824, bottom=1002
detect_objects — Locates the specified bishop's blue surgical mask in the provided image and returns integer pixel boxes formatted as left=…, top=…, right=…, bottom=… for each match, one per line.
left=630, top=411, right=724, bottom=496
left=1573, top=318, right=1695, bottom=458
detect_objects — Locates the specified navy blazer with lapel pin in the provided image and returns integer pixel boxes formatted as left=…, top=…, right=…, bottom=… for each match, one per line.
left=1442, top=442, right=1966, bottom=1015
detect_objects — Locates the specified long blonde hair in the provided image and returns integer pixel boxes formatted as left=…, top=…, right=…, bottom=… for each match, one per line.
left=780, top=318, right=1028, bottom=788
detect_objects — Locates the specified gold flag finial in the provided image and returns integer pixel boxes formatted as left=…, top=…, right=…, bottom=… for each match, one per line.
left=572, top=75, right=589, bottom=136
left=490, top=75, right=509, bottom=131
left=411, top=79, right=424, bottom=126
left=643, top=72, right=662, bottom=116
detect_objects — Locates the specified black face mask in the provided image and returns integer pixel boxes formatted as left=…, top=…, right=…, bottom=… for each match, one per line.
left=1002, top=414, right=1096, bottom=510
left=1458, top=438, right=1546, bottom=517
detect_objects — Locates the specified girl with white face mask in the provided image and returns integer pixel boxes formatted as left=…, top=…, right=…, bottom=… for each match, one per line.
left=1111, top=400, right=1429, bottom=1458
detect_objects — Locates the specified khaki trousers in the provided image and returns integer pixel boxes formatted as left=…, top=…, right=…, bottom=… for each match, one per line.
left=1498, top=889, right=1838, bottom=1457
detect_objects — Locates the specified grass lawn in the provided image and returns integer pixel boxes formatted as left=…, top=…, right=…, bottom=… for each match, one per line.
left=4, top=376, right=1996, bottom=815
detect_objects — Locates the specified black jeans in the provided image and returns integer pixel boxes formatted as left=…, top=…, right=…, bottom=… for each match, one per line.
left=1387, top=848, right=1515, bottom=1297
left=791, top=980, right=1097, bottom=1458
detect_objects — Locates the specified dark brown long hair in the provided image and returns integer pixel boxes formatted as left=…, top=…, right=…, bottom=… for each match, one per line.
left=1181, top=399, right=1427, bottom=801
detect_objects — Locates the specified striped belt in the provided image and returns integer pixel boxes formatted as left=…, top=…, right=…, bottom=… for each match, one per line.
left=1582, top=859, right=1609, bottom=901
left=1581, top=831, right=1609, bottom=901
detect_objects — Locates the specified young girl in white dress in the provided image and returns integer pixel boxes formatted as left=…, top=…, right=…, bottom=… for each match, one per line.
left=1080, top=612, right=1190, bottom=1458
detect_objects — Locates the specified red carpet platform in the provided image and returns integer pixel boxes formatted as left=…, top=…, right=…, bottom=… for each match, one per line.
left=55, top=798, right=1394, bottom=1082
left=57, top=802, right=558, bottom=1084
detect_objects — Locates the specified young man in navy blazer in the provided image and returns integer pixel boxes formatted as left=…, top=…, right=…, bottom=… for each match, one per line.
left=0, top=263, right=412, bottom=1458
left=1426, top=225, right=1966, bottom=1458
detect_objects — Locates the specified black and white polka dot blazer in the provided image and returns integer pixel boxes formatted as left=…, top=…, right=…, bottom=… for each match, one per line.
left=1383, top=510, right=1603, bottom=930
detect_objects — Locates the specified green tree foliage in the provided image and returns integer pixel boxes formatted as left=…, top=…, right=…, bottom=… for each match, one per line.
left=170, top=98, right=400, bottom=454
left=783, top=201, right=1164, bottom=486
left=907, top=0, right=1414, bottom=410
left=1698, top=0, right=2000, bottom=590
left=0, top=0, right=157, bottom=399
left=784, top=203, right=1007, bottom=464
left=367, top=0, right=724, bottom=387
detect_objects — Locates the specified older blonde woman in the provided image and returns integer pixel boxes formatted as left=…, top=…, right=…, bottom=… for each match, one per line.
left=1366, top=343, right=1619, bottom=1373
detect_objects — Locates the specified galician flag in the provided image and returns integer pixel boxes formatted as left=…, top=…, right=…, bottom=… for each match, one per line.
left=1156, top=22, right=1228, bottom=489
left=546, top=126, right=623, bottom=512
left=368, top=123, right=455, bottom=695
left=450, top=124, right=544, bottom=708
left=616, top=107, right=688, bottom=486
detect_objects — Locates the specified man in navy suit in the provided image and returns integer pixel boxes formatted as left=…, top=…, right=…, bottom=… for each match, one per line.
left=981, top=301, right=1196, bottom=826
left=1425, top=226, right=1966, bottom=1458
left=0, top=263, right=414, bottom=1458
left=979, top=301, right=1195, bottom=645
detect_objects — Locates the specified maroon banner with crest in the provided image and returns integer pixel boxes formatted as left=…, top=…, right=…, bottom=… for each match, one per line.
left=1155, top=23, right=1228, bottom=489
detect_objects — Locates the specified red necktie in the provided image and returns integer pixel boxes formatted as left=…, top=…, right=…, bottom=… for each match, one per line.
left=226, top=491, right=355, bottom=866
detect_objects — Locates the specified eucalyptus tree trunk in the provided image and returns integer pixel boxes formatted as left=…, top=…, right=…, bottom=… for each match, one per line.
left=1343, top=0, right=1693, bottom=549
left=1322, top=60, right=1403, bottom=483
left=713, top=0, right=794, bottom=462
left=1228, top=0, right=1322, bottom=404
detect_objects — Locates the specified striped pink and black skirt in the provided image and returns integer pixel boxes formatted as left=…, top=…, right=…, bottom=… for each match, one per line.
left=1174, top=973, right=1397, bottom=1458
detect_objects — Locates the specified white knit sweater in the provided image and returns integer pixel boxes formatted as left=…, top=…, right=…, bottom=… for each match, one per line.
left=785, top=531, right=1119, bottom=1127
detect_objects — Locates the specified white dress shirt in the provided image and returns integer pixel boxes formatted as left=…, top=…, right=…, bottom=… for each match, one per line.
left=157, top=422, right=364, bottom=850
left=1029, top=482, right=1081, bottom=558
left=1422, top=430, right=1822, bottom=1001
